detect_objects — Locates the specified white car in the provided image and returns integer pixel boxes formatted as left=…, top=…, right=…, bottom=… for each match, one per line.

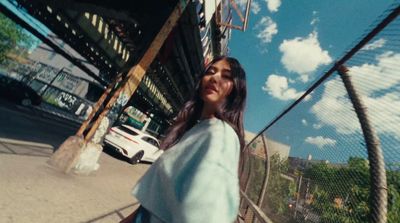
left=104, top=125, right=163, bottom=164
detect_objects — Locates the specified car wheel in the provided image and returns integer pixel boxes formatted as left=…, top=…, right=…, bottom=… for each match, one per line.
left=21, top=98, right=32, bottom=106
left=130, top=150, right=144, bottom=165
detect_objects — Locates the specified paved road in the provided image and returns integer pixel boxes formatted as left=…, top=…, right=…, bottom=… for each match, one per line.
left=0, top=101, right=149, bottom=222
left=0, top=101, right=79, bottom=149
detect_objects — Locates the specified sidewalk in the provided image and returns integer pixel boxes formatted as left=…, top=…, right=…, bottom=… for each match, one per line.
left=0, top=140, right=149, bottom=223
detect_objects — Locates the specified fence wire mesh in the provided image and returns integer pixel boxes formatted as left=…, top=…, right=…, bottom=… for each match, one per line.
left=240, top=3, right=400, bottom=223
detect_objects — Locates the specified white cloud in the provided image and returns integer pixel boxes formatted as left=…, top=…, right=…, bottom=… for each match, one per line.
left=311, top=52, right=400, bottom=138
left=310, top=18, right=319, bottom=26
left=279, top=31, right=332, bottom=81
left=262, top=74, right=304, bottom=100
left=251, top=2, right=261, bottom=14
left=265, top=0, right=282, bottom=12
left=362, top=38, right=386, bottom=51
left=349, top=51, right=400, bottom=95
left=311, top=77, right=360, bottom=134
left=234, top=0, right=248, bottom=11
left=302, top=119, right=308, bottom=126
left=300, top=74, right=310, bottom=83
left=313, top=123, right=322, bottom=129
left=311, top=11, right=319, bottom=25
left=236, top=0, right=260, bottom=14
left=304, top=94, right=312, bottom=101
left=236, top=0, right=247, bottom=6
left=255, top=17, right=278, bottom=44
left=305, top=136, right=337, bottom=148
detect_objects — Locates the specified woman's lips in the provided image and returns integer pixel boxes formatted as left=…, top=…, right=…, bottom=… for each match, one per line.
left=205, top=85, right=218, bottom=93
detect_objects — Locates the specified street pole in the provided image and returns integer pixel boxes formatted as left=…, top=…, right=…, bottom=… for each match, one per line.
left=48, top=0, right=190, bottom=174
left=294, top=174, right=302, bottom=219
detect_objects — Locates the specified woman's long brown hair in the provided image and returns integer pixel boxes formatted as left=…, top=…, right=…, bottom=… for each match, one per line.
left=161, top=56, right=247, bottom=151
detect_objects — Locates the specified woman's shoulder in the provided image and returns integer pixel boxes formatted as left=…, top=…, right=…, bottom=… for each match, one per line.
left=198, top=118, right=239, bottom=140
left=195, top=118, right=240, bottom=163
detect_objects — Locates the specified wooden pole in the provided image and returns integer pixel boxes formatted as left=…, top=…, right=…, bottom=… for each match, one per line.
left=83, top=0, right=189, bottom=142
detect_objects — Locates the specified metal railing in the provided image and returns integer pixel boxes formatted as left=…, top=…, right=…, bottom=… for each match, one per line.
left=0, top=59, right=97, bottom=123
left=239, top=3, right=400, bottom=223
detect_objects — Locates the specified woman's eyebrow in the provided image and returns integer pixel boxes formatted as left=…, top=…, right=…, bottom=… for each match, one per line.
left=208, top=66, right=231, bottom=73
left=221, top=68, right=232, bottom=73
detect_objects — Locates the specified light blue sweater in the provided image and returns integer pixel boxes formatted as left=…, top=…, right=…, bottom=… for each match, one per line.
left=132, top=118, right=240, bottom=223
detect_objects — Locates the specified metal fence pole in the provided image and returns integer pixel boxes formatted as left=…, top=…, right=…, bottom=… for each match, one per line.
left=243, top=149, right=255, bottom=223
left=337, top=65, right=387, bottom=223
left=257, top=135, right=270, bottom=208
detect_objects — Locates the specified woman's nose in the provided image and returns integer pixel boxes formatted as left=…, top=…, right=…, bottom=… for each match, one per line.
left=209, top=72, right=221, bottom=82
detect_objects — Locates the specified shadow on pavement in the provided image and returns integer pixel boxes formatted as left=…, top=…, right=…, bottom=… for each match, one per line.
left=85, top=202, right=139, bottom=223
left=102, top=145, right=153, bottom=166
left=0, top=141, right=53, bottom=157
left=102, top=145, right=131, bottom=164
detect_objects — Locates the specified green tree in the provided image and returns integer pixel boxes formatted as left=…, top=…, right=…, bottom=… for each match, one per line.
left=0, top=13, right=35, bottom=62
left=387, top=168, right=400, bottom=223
left=304, top=157, right=400, bottom=223
left=247, top=155, right=266, bottom=203
left=263, top=154, right=295, bottom=216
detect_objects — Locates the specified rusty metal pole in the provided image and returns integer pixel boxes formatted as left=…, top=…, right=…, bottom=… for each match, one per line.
left=337, top=65, right=387, bottom=223
left=243, top=148, right=255, bottom=223
left=76, top=73, right=123, bottom=137
left=48, top=1, right=189, bottom=173
left=243, top=0, right=252, bottom=31
left=229, top=0, right=245, bottom=22
left=83, top=0, right=189, bottom=143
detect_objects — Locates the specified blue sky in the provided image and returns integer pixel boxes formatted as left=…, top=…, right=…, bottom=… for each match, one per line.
left=228, top=0, right=399, bottom=163
left=229, top=0, right=395, bottom=132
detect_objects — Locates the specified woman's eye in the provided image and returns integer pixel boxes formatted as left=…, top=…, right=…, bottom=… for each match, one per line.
left=207, top=69, right=216, bottom=74
left=222, top=74, right=233, bottom=80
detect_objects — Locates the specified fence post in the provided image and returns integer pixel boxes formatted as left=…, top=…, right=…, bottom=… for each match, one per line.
left=337, top=65, right=387, bottom=223
left=243, top=148, right=255, bottom=223
left=257, top=135, right=270, bottom=208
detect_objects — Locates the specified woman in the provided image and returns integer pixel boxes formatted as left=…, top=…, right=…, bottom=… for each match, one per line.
left=123, top=56, right=247, bottom=223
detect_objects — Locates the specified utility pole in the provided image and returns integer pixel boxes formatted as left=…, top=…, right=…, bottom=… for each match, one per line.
left=294, top=174, right=303, bottom=219
left=48, top=0, right=190, bottom=174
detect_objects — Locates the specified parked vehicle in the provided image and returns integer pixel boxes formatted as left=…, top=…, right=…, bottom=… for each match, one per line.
left=104, top=125, right=163, bottom=164
left=0, top=73, right=42, bottom=106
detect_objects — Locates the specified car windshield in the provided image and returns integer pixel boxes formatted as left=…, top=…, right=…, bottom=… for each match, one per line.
left=117, top=126, right=139, bottom=136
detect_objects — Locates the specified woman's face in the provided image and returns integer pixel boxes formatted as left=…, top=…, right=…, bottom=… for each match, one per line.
left=201, top=59, right=234, bottom=109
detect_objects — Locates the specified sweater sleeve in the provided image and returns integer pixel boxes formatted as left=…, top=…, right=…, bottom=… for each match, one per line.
left=173, top=122, right=240, bottom=223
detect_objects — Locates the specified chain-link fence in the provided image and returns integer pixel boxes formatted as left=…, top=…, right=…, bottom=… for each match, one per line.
left=239, top=3, right=400, bottom=223
left=0, top=58, right=98, bottom=122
